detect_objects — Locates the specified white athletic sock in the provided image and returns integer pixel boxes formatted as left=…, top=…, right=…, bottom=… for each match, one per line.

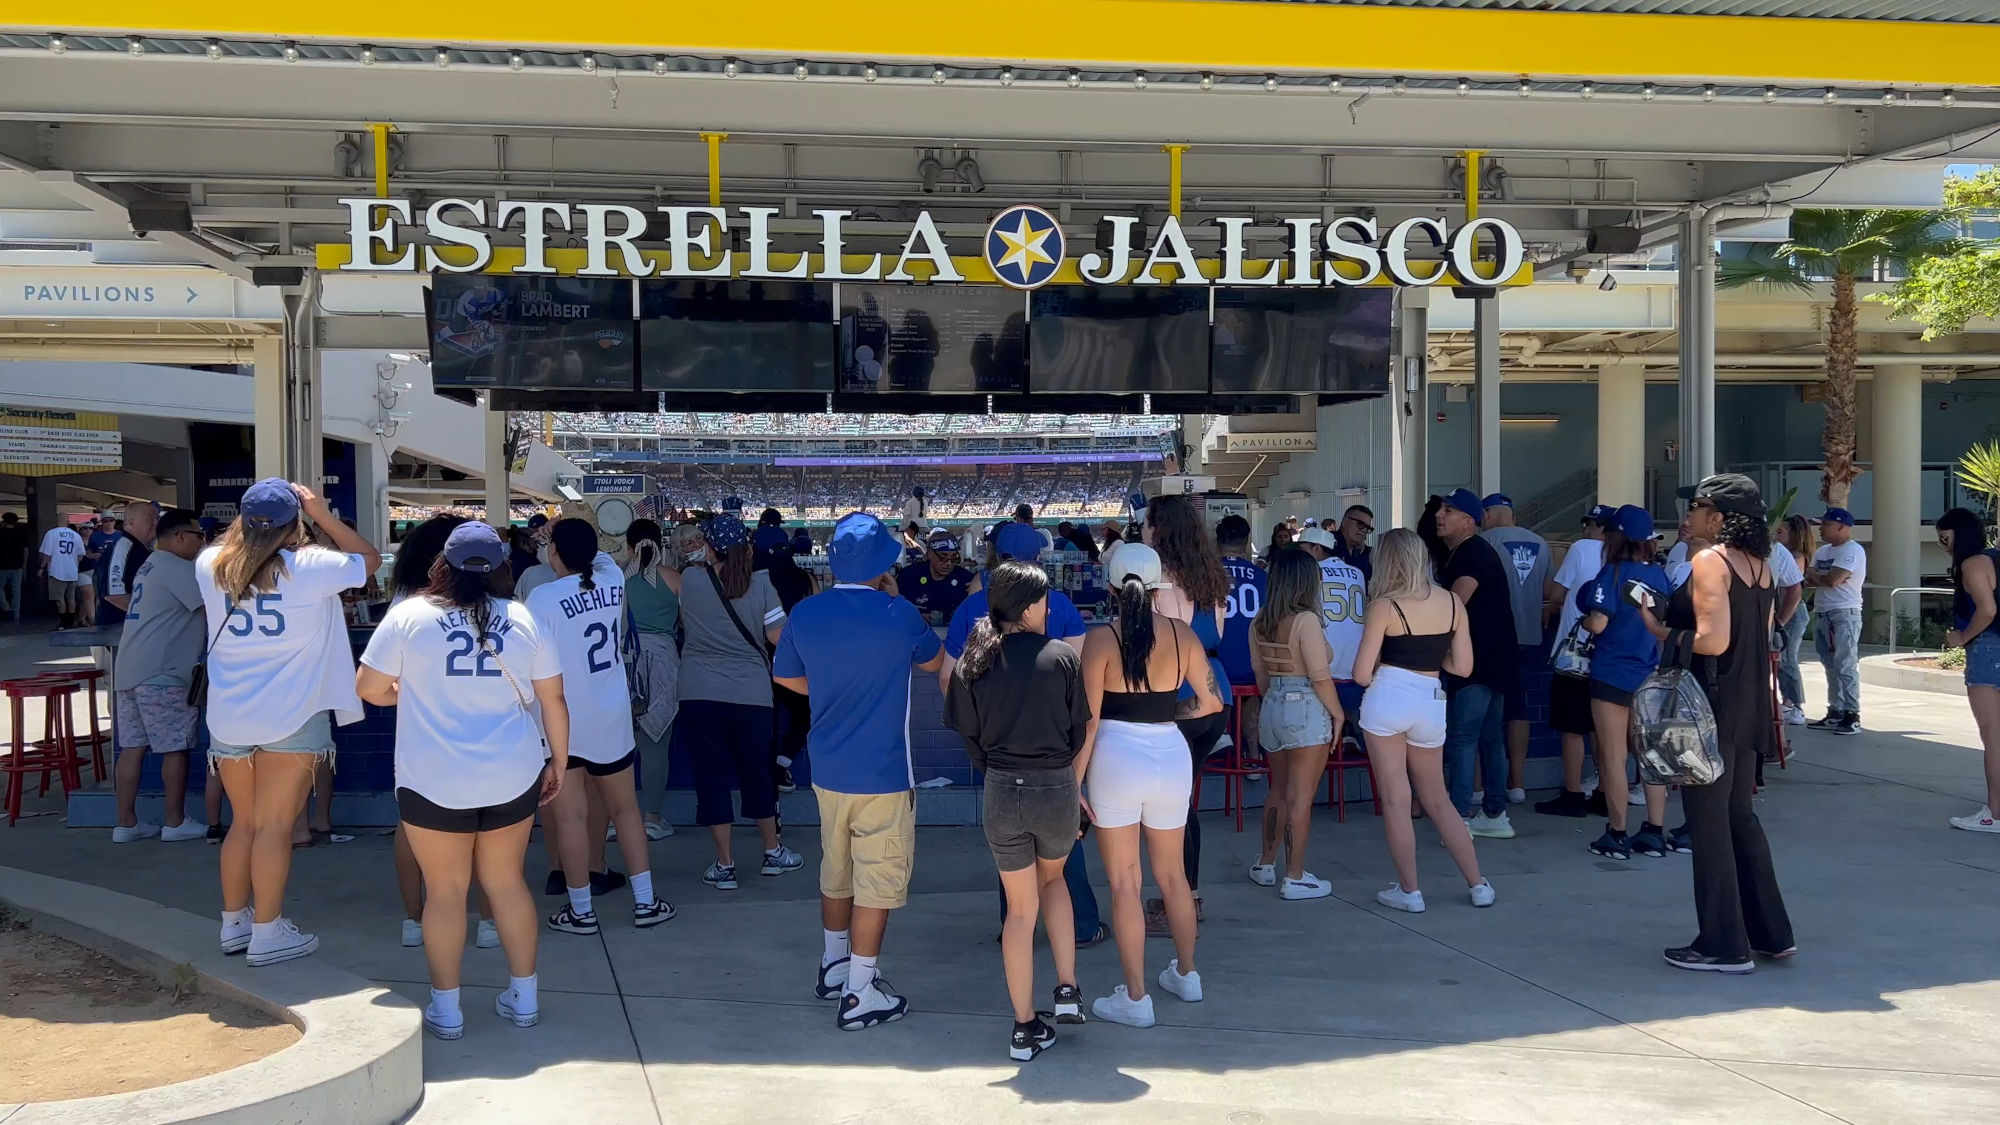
left=776, top=754, right=793, bottom=768
left=567, top=885, right=593, bottom=917
left=250, top=919, right=283, bottom=942
left=823, top=929, right=850, bottom=965
left=509, top=974, right=539, bottom=1012
left=428, top=986, right=461, bottom=1018
left=847, top=953, right=878, bottom=996
left=221, top=908, right=250, bottom=926
left=630, top=870, right=655, bottom=906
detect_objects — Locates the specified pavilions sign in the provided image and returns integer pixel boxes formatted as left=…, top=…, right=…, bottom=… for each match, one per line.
left=332, top=199, right=1527, bottom=289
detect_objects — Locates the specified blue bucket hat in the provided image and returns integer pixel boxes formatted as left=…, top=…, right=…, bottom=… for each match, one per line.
left=1441, top=488, right=1485, bottom=524
left=444, top=521, right=506, bottom=572
left=995, top=522, right=1046, bottom=562
left=238, top=477, right=301, bottom=529
left=829, top=512, right=904, bottom=584
left=1611, top=504, right=1661, bottom=542
left=701, top=513, right=749, bottom=552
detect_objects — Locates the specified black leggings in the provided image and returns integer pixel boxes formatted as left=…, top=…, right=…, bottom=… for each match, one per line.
left=1175, top=710, right=1229, bottom=892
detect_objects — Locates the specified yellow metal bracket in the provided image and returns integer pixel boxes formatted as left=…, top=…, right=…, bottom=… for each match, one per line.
left=1461, top=148, right=1484, bottom=222
left=1162, top=144, right=1190, bottom=218
left=699, top=132, right=729, bottom=208
left=366, top=122, right=395, bottom=199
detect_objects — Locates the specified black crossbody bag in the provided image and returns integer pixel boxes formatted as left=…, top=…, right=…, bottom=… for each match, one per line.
left=707, top=567, right=771, bottom=670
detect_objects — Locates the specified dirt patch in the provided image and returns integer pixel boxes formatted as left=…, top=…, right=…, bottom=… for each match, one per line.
left=0, top=922, right=300, bottom=1103
left=1897, top=657, right=1962, bottom=673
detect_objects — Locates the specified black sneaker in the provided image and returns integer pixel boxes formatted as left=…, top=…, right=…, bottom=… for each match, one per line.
left=1534, top=789, right=1591, bottom=818
left=774, top=762, right=797, bottom=794
left=1009, top=1015, right=1057, bottom=1061
left=1630, top=824, right=1670, bottom=858
left=1752, top=944, right=1798, bottom=960
left=548, top=904, right=600, bottom=936
left=816, top=956, right=850, bottom=1000
left=1052, top=983, right=1085, bottom=1024
left=206, top=824, right=226, bottom=845
left=1667, top=824, right=1694, bottom=854
left=1806, top=711, right=1844, bottom=730
left=544, top=870, right=566, bottom=896
left=1585, top=789, right=1609, bottom=816
left=1664, top=946, right=1753, bottom=973
left=1833, top=713, right=1861, bottom=736
left=590, top=870, right=627, bottom=895
left=1588, top=828, right=1632, bottom=860
left=837, top=978, right=908, bottom=1030
left=633, top=898, right=676, bottom=928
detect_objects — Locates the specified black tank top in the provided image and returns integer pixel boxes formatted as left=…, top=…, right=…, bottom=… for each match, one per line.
left=1099, top=621, right=1182, bottom=724
left=1665, top=553, right=1773, bottom=754
left=1379, top=599, right=1456, bottom=673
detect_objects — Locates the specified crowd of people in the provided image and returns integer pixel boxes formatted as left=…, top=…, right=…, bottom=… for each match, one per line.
left=52, top=463, right=1999, bottom=1055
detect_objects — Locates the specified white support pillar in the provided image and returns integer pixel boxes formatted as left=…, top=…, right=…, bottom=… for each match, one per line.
left=1473, top=294, right=1501, bottom=495
left=252, top=334, right=287, bottom=480
left=1676, top=205, right=1713, bottom=487
left=1393, top=287, right=1430, bottom=528
left=1870, top=361, right=1924, bottom=631
left=483, top=395, right=510, bottom=527
left=1596, top=363, right=1647, bottom=506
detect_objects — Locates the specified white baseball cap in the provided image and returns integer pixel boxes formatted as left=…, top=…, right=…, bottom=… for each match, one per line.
left=1297, top=527, right=1341, bottom=552
left=1107, top=542, right=1164, bottom=589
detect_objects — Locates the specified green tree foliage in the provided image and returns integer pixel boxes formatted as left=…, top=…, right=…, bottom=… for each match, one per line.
left=1876, top=169, right=2000, bottom=340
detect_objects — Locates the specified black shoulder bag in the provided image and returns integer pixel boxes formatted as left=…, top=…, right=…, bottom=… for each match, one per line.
left=185, top=613, right=234, bottom=709
left=708, top=567, right=772, bottom=670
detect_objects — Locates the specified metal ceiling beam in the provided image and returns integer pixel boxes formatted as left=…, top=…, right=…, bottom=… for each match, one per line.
left=0, top=155, right=258, bottom=280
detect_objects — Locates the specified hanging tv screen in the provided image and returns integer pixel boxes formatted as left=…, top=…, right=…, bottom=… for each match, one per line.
left=639, top=280, right=835, bottom=392
left=1027, top=286, right=1209, bottom=394
left=838, top=284, right=1028, bottom=394
left=1211, top=288, right=1392, bottom=394
left=426, top=275, right=635, bottom=389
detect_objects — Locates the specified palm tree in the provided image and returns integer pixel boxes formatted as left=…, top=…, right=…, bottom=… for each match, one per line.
left=1717, top=208, right=1962, bottom=506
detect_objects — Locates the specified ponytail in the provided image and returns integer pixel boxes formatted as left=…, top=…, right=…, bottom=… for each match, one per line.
left=1112, top=575, right=1156, bottom=690
left=956, top=559, right=1050, bottom=684
left=549, top=517, right=598, bottom=591
left=959, top=617, right=1003, bottom=683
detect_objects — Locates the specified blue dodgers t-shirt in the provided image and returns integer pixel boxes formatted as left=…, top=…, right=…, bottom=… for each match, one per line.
left=1219, top=555, right=1266, bottom=686
left=944, top=585, right=1089, bottom=658
left=773, top=585, right=944, bottom=795
left=1578, top=560, right=1673, bottom=694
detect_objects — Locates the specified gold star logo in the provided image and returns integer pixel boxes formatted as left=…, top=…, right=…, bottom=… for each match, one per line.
left=993, top=212, right=1055, bottom=278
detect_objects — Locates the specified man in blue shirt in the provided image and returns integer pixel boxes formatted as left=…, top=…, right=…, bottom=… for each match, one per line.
left=897, top=528, right=975, bottom=621
left=943, top=523, right=1089, bottom=673
left=773, top=512, right=944, bottom=1032
left=1214, top=516, right=1265, bottom=690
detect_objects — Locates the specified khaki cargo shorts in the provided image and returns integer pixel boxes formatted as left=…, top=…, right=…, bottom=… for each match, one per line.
left=814, top=786, right=915, bottom=910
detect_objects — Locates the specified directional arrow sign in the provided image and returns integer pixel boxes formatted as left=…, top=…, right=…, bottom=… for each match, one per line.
left=186, top=286, right=199, bottom=304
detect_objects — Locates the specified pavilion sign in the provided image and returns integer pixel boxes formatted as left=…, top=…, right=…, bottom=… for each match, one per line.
left=323, top=199, right=1529, bottom=289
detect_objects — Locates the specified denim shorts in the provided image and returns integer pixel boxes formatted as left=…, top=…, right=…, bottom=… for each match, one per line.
left=209, top=711, right=335, bottom=764
left=1259, top=675, right=1334, bottom=752
left=983, top=767, right=1080, bottom=872
left=1968, top=632, right=2000, bottom=690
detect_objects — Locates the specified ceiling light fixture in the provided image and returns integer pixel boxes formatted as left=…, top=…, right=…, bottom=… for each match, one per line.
left=863, top=63, right=878, bottom=81
left=1134, top=71, right=1148, bottom=89
left=434, top=47, right=450, bottom=68
left=206, top=40, right=223, bottom=60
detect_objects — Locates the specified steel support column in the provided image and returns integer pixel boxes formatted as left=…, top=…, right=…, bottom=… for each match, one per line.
left=1393, top=287, right=1430, bottom=528
left=1473, top=294, right=1501, bottom=495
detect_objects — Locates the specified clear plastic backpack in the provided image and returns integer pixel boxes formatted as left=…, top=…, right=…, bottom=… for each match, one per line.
left=1631, top=633, right=1723, bottom=787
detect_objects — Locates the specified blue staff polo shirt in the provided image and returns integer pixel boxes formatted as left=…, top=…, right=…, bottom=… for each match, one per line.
left=944, top=585, right=1090, bottom=659
left=773, top=584, right=943, bottom=795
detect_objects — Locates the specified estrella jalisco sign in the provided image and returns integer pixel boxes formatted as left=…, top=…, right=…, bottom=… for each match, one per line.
left=327, top=197, right=1527, bottom=289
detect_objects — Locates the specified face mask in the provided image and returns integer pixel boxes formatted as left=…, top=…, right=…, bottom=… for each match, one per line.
left=537, top=542, right=552, bottom=567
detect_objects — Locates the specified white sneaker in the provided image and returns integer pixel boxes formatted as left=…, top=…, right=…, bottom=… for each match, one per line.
left=476, top=919, right=501, bottom=948
left=836, top=981, right=909, bottom=1030
left=111, top=821, right=160, bottom=844
left=1468, top=811, right=1516, bottom=839
left=160, top=819, right=207, bottom=842
left=1279, top=872, right=1333, bottom=900
left=245, top=917, right=320, bottom=967
left=761, top=844, right=805, bottom=876
left=1782, top=705, right=1808, bottom=726
left=1247, top=863, right=1276, bottom=887
left=645, top=819, right=674, bottom=841
left=1376, top=883, right=1426, bottom=913
left=1091, top=984, right=1157, bottom=1028
left=1506, top=788, right=1527, bottom=805
left=1157, top=960, right=1203, bottom=1003
left=423, top=1003, right=464, bottom=1041
left=1581, top=776, right=1600, bottom=799
left=1628, top=786, right=1649, bottom=806
left=1469, top=880, right=1496, bottom=907
left=496, top=986, right=539, bottom=1028
left=1950, top=806, right=2000, bottom=834
left=401, top=918, right=424, bottom=947
left=219, top=909, right=252, bottom=955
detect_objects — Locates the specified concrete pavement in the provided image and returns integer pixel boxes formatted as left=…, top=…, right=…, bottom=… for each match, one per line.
left=4, top=649, right=1999, bottom=1123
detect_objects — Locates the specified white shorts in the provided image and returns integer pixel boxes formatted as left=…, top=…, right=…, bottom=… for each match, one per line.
left=1358, top=666, right=1449, bottom=749
left=1085, top=720, right=1192, bottom=831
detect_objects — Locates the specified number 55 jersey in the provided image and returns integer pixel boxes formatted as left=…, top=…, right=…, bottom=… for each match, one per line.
left=197, top=545, right=369, bottom=748
left=525, top=553, right=635, bottom=767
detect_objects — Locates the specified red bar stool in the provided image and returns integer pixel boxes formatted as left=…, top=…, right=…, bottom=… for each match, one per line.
left=1203, top=684, right=1269, bottom=832
left=1767, top=652, right=1789, bottom=770
left=31, top=669, right=109, bottom=783
left=3, top=678, right=83, bottom=826
left=1324, top=727, right=1382, bottom=823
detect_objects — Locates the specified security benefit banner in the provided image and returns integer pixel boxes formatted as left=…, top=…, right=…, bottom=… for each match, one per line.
left=0, top=406, right=123, bottom=476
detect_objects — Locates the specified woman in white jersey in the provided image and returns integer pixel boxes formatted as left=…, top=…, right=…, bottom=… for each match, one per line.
left=528, top=519, right=673, bottom=935
left=198, top=478, right=379, bottom=967
left=358, top=522, right=567, bottom=1041
left=1352, top=529, right=1494, bottom=912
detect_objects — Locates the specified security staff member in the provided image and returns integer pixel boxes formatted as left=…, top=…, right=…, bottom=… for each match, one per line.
left=897, top=528, right=976, bottom=620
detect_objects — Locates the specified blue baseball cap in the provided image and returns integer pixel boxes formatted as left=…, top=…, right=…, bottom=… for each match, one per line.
left=1612, top=504, right=1660, bottom=541
left=926, top=527, right=961, bottom=551
left=1441, top=488, right=1484, bottom=523
left=995, top=522, right=1047, bottom=562
left=1584, top=503, right=1618, bottom=526
left=238, top=478, right=301, bottom=529
left=444, top=521, right=506, bottom=572
left=829, top=513, right=904, bottom=583
left=1482, top=493, right=1514, bottom=510
left=1819, top=507, right=1855, bottom=527
left=701, top=513, right=749, bottom=552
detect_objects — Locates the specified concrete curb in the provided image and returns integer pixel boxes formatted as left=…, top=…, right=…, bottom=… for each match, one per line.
left=1861, top=653, right=1968, bottom=697
left=0, top=865, right=422, bottom=1125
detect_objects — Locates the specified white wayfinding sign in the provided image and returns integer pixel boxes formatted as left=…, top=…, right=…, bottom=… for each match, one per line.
left=0, top=268, right=265, bottom=319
